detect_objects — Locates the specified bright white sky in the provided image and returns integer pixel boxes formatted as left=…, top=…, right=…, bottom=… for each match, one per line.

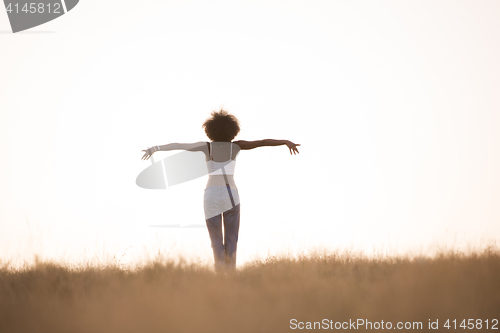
left=1, top=0, right=499, bottom=268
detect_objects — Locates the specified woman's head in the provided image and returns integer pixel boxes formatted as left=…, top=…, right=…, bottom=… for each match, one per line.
left=202, top=108, right=240, bottom=142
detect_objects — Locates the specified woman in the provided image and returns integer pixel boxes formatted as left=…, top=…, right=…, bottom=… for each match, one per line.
left=141, top=109, right=300, bottom=272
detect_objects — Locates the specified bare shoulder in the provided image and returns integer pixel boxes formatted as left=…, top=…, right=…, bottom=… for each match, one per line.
left=231, top=141, right=242, bottom=150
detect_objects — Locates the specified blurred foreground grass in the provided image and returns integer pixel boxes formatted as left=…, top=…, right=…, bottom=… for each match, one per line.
left=1, top=247, right=499, bottom=333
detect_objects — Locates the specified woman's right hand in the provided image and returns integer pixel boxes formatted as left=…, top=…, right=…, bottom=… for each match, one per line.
left=286, top=141, right=300, bottom=155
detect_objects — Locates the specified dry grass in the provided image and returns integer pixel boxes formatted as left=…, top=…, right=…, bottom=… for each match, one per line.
left=1, top=247, right=499, bottom=333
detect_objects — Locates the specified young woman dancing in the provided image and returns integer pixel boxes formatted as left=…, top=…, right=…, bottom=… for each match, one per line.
left=141, top=109, right=300, bottom=272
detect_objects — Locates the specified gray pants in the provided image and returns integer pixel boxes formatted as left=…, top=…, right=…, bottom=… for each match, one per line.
left=204, top=186, right=241, bottom=272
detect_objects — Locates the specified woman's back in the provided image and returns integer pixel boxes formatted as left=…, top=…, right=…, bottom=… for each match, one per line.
left=205, top=142, right=240, bottom=190
left=206, top=141, right=240, bottom=162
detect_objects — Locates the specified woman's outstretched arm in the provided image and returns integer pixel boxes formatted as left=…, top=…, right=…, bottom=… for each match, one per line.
left=141, top=142, right=207, bottom=160
left=234, top=140, right=300, bottom=155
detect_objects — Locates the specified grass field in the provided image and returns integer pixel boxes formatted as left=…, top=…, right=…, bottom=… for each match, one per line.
left=1, top=247, right=499, bottom=333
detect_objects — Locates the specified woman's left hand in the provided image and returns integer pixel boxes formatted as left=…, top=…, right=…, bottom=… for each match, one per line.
left=141, top=147, right=155, bottom=160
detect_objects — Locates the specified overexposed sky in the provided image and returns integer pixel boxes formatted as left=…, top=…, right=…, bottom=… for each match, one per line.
left=1, top=0, right=499, bottom=267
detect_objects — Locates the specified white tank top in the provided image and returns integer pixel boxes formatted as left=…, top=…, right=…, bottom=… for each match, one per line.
left=206, top=142, right=236, bottom=176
